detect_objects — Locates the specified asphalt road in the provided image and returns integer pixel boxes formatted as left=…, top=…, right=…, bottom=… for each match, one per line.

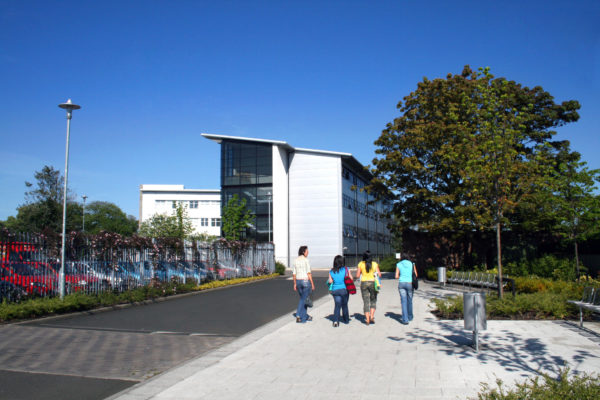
left=0, top=273, right=329, bottom=400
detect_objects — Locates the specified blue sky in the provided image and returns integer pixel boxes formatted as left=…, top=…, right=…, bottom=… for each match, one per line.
left=1, top=0, right=599, bottom=220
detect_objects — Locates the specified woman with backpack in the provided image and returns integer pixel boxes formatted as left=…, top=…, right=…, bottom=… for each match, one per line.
left=327, top=255, right=350, bottom=327
left=355, top=250, right=381, bottom=325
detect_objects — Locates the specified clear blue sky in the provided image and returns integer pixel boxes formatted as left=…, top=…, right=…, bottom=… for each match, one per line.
left=1, top=0, right=599, bottom=220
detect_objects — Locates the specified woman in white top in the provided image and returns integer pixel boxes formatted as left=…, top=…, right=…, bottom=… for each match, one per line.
left=293, top=245, right=315, bottom=323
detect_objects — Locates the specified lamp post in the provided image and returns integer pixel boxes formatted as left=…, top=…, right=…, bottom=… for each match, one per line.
left=82, top=195, right=88, bottom=232
left=267, top=191, right=272, bottom=242
left=58, top=99, right=81, bottom=300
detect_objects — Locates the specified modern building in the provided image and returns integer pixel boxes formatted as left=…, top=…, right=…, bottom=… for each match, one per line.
left=139, top=185, right=221, bottom=236
left=202, top=134, right=394, bottom=268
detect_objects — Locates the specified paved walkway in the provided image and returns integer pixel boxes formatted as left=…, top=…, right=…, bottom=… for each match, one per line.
left=109, top=278, right=600, bottom=400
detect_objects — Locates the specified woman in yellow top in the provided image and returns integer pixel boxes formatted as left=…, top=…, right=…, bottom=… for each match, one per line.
left=355, top=250, right=381, bottom=325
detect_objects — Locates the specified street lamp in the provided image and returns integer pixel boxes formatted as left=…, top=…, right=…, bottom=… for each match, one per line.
left=58, top=99, right=81, bottom=300
left=267, top=191, right=272, bottom=243
left=82, top=195, right=88, bottom=232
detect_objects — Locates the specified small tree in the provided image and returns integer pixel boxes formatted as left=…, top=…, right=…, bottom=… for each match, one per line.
left=139, top=203, right=193, bottom=239
left=221, top=194, right=254, bottom=241
left=550, top=152, right=600, bottom=279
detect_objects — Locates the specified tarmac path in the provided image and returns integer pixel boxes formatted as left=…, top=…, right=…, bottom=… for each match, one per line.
left=0, top=273, right=329, bottom=400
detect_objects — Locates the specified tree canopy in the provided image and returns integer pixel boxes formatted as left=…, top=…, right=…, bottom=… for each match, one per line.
left=370, top=66, right=583, bottom=294
left=3, top=165, right=137, bottom=236
left=138, top=203, right=193, bottom=239
left=84, top=201, right=138, bottom=236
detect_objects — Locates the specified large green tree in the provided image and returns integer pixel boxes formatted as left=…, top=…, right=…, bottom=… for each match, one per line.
left=370, top=66, right=580, bottom=296
left=84, top=201, right=138, bottom=236
left=221, top=194, right=254, bottom=241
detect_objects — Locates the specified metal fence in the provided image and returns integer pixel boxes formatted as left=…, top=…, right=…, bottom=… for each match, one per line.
left=0, top=233, right=275, bottom=302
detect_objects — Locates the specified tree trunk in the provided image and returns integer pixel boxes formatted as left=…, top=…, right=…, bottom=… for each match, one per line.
left=574, top=240, right=580, bottom=282
left=496, top=221, right=504, bottom=299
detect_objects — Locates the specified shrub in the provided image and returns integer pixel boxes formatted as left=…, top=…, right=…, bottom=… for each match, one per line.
left=378, top=256, right=398, bottom=272
left=474, top=368, right=600, bottom=400
left=505, top=254, right=584, bottom=280
left=275, top=261, right=286, bottom=275
left=426, top=268, right=438, bottom=281
left=431, top=290, right=585, bottom=320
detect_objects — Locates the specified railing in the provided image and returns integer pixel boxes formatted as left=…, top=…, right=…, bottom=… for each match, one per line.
left=0, top=233, right=275, bottom=302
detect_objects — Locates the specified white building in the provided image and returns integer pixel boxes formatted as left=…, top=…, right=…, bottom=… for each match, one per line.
left=202, top=134, right=393, bottom=268
left=139, top=185, right=221, bottom=236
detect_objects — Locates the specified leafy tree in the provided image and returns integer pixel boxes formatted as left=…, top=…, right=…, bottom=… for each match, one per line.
left=139, top=203, right=193, bottom=239
left=548, top=152, right=600, bottom=279
left=221, top=194, right=254, bottom=241
left=370, top=66, right=580, bottom=297
left=85, top=201, right=138, bottom=236
left=4, top=165, right=80, bottom=233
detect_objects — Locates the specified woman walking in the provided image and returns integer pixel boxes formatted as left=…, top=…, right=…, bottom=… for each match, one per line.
left=396, top=253, right=418, bottom=325
left=355, top=250, right=381, bottom=325
left=292, top=245, right=315, bottom=323
left=328, top=255, right=350, bottom=327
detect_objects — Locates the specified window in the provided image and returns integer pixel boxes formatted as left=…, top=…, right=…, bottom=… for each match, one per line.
left=211, top=218, right=221, bottom=227
left=172, top=201, right=177, bottom=209
left=200, top=218, right=208, bottom=226
left=189, top=200, right=198, bottom=209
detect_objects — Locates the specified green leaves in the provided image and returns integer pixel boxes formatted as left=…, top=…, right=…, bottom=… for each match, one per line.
left=221, top=194, right=255, bottom=241
left=369, top=65, right=582, bottom=294
left=139, top=202, right=193, bottom=239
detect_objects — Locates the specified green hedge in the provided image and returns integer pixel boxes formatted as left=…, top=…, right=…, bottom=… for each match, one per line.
left=432, top=290, right=589, bottom=320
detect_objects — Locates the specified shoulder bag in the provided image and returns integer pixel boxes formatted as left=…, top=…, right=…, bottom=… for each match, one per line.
left=412, top=263, right=419, bottom=290
left=344, top=267, right=357, bottom=295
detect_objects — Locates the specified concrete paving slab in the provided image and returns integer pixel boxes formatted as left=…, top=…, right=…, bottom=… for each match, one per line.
left=108, top=278, right=600, bottom=400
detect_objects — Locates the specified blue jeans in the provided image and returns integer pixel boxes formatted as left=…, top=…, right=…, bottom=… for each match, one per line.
left=331, top=288, right=349, bottom=323
left=296, top=280, right=312, bottom=322
left=398, top=282, right=414, bottom=323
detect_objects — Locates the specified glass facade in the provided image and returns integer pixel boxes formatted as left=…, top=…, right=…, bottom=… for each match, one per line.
left=341, top=162, right=393, bottom=265
left=220, top=140, right=273, bottom=242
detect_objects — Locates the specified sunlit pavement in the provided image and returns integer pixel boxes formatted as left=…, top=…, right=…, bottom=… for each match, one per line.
left=108, top=278, right=600, bottom=400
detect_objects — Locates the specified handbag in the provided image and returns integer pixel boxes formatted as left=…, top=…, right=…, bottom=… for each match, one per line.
left=374, top=264, right=381, bottom=292
left=412, top=266, right=419, bottom=290
left=306, top=293, right=314, bottom=307
left=344, top=267, right=357, bottom=295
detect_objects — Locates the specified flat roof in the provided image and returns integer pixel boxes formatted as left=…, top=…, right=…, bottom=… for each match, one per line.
left=202, top=132, right=373, bottom=180
left=140, top=184, right=220, bottom=193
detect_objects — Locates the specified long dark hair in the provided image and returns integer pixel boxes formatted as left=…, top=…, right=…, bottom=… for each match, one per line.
left=298, top=246, right=308, bottom=256
left=332, top=255, right=345, bottom=273
left=363, top=250, right=372, bottom=273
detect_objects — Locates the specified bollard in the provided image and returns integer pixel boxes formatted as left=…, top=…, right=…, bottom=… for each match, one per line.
left=437, top=267, right=447, bottom=286
left=464, top=292, right=487, bottom=352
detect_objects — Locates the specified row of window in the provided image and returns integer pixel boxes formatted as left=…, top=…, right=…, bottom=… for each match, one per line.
left=342, top=194, right=390, bottom=220
left=154, top=200, right=220, bottom=209
left=342, top=224, right=392, bottom=243
left=342, top=167, right=367, bottom=189
left=198, top=218, right=221, bottom=227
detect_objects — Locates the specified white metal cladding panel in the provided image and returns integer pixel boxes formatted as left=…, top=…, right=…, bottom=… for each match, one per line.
left=272, top=145, right=289, bottom=266
left=289, top=152, right=343, bottom=268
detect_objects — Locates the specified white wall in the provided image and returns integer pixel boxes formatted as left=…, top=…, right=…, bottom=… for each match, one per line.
left=272, top=145, right=289, bottom=266
left=139, top=185, right=221, bottom=236
left=288, top=152, right=343, bottom=268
